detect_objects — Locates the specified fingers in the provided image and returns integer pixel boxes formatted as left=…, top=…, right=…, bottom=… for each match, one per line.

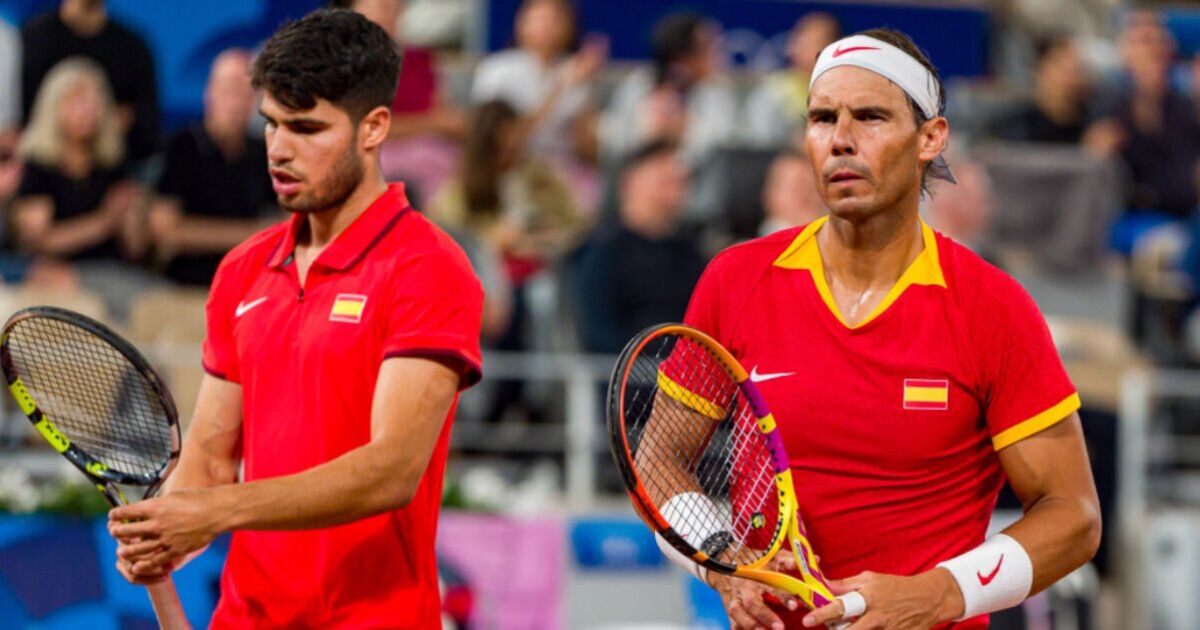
left=117, top=538, right=165, bottom=564
left=802, top=597, right=846, bottom=628
left=736, top=590, right=787, bottom=630
left=109, top=519, right=158, bottom=540
left=108, top=503, right=149, bottom=523
left=114, top=559, right=170, bottom=585
left=829, top=572, right=870, bottom=595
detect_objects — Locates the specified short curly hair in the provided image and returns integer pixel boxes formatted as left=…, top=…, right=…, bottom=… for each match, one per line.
left=252, top=9, right=402, bottom=121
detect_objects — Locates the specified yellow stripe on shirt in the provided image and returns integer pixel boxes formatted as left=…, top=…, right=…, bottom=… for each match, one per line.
left=991, top=392, right=1082, bottom=451
left=904, top=386, right=949, bottom=404
left=657, top=370, right=727, bottom=420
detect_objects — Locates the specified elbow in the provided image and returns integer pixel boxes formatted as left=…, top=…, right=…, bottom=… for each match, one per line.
left=373, top=472, right=421, bottom=512
left=1077, top=497, right=1103, bottom=563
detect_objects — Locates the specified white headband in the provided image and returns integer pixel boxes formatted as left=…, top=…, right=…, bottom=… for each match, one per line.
left=809, top=34, right=955, bottom=183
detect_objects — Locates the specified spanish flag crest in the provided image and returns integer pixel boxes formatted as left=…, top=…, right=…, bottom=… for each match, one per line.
left=330, top=293, right=368, bottom=323
left=903, top=378, right=948, bottom=411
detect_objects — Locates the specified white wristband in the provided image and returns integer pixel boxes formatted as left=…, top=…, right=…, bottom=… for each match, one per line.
left=937, top=533, right=1033, bottom=620
left=655, top=492, right=728, bottom=584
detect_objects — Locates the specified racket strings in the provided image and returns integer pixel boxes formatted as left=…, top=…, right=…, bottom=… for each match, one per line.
left=622, top=333, right=780, bottom=567
left=6, top=317, right=173, bottom=477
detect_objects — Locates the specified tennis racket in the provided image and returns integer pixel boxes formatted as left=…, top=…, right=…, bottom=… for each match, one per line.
left=1, top=306, right=191, bottom=630
left=608, top=323, right=848, bottom=623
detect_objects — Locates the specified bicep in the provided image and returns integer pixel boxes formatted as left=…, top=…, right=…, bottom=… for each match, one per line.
left=370, top=356, right=460, bottom=455
left=997, top=413, right=1097, bottom=510
left=171, top=374, right=244, bottom=490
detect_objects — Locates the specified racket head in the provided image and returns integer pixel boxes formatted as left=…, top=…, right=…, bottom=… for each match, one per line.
left=607, top=323, right=791, bottom=575
left=1, top=306, right=181, bottom=504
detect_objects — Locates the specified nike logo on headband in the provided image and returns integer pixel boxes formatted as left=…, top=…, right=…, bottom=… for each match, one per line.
left=833, top=45, right=880, bottom=58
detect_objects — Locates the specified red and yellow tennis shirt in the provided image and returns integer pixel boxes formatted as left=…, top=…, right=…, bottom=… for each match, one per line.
left=684, top=216, right=1079, bottom=628
left=202, top=183, right=483, bottom=628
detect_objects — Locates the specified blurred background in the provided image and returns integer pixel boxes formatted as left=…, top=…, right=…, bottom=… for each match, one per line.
left=0, top=0, right=1199, bottom=628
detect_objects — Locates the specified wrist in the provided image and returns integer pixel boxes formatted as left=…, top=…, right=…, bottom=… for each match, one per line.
left=207, top=485, right=239, bottom=533
left=931, top=567, right=965, bottom=622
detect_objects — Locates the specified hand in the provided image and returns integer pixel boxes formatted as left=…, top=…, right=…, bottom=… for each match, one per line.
left=567, top=34, right=608, bottom=86
left=108, top=489, right=226, bottom=580
left=101, top=182, right=139, bottom=227
left=803, top=568, right=964, bottom=629
left=711, top=554, right=806, bottom=630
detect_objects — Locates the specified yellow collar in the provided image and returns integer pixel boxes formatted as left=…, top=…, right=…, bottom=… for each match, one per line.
left=772, top=215, right=947, bottom=329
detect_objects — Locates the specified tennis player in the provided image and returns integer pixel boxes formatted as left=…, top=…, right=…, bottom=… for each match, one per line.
left=671, top=29, right=1101, bottom=629
left=106, top=10, right=483, bottom=628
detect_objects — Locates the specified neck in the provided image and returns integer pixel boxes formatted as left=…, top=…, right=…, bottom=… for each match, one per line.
left=622, top=202, right=677, bottom=240
left=1035, top=85, right=1078, bottom=125
left=204, top=118, right=245, bottom=159
left=818, top=197, right=923, bottom=292
left=60, top=1, right=106, bottom=36
left=303, top=172, right=389, bottom=249
left=60, top=141, right=93, bottom=176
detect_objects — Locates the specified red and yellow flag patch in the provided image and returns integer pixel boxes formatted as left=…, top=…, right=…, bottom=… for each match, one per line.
left=903, top=378, right=948, bottom=411
left=330, top=294, right=367, bottom=323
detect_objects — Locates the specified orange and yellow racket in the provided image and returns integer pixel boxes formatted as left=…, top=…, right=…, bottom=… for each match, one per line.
left=607, top=323, right=841, bottom=616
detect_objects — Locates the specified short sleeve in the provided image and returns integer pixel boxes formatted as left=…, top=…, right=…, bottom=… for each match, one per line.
left=17, top=161, right=52, bottom=197
left=470, top=56, right=506, bottom=104
left=381, top=253, right=484, bottom=389
left=202, top=257, right=241, bottom=383
left=978, top=277, right=1080, bottom=450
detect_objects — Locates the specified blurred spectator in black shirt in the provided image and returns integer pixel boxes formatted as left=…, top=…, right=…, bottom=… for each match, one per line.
left=576, top=141, right=707, bottom=352
left=148, top=50, right=274, bottom=287
left=14, top=58, right=138, bottom=263
left=21, top=0, right=159, bottom=162
left=994, top=35, right=1123, bottom=155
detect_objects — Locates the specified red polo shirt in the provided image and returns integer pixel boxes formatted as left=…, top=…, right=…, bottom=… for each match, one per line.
left=684, top=217, right=1078, bottom=628
left=202, top=183, right=483, bottom=628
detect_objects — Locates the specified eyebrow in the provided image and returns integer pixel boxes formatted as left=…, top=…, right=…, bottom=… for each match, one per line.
left=259, top=110, right=328, bottom=127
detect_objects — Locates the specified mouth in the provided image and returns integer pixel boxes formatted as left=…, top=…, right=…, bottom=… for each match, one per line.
left=829, top=170, right=864, bottom=184
left=270, top=169, right=303, bottom=196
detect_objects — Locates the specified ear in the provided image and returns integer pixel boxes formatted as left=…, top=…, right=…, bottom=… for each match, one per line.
left=358, top=105, right=391, bottom=152
left=917, top=116, right=950, bottom=163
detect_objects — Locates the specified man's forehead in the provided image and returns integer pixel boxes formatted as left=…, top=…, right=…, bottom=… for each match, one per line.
left=808, top=66, right=909, bottom=108
left=261, top=93, right=338, bottom=119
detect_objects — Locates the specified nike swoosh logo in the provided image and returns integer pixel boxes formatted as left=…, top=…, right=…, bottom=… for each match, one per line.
left=749, top=366, right=796, bottom=383
left=833, top=45, right=880, bottom=58
left=977, top=554, right=1004, bottom=586
left=236, top=297, right=268, bottom=318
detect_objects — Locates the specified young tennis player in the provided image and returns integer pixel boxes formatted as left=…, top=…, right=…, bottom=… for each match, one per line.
left=107, top=10, right=483, bottom=627
left=670, top=28, right=1101, bottom=629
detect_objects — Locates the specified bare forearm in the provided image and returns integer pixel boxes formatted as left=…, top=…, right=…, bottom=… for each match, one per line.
left=162, top=217, right=263, bottom=254
left=34, top=210, right=115, bottom=255
left=1003, top=494, right=1101, bottom=594
left=211, top=441, right=415, bottom=532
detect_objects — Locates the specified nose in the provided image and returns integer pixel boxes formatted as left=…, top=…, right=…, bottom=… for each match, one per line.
left=266, top=126, right=293, bottom=165
left=831, top=113, right=856, bottom=157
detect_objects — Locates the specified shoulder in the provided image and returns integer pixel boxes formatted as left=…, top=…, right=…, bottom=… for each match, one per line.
left=475, top=50, right=528, bottom=78
left=106, top=19, right=152, bottom=53
left=937, top=232, right=1042, bottom=322
left=164, top=126, right=201, bottom=155
left=382, top=210, right=482, bottom=294
left=705, top=227, right=804, bottom=278
left=21, top=13, right=57, bottom=37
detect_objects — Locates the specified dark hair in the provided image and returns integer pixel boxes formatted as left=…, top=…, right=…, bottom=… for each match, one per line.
left=1034, top=33, right=1074, bottom=66
left=253, top=9, right=402, bottom=121
left=327, top=0, right=354, bottom=7
left=652, top=12, right=706, bottom=86
left=462, top=100, right=520, bottom=216
left=855, top=27, right=944, bottom=194
left=623, top=139, right=680, bottom=177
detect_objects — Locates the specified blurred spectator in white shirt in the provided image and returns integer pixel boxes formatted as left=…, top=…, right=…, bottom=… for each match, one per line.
left=601, top=12, right=736, bottom=169
left=759, top=150, right=824, bottom=236
left=472, top=0, right=606, bottom=211
left=742, top=12, right=839, bottom=148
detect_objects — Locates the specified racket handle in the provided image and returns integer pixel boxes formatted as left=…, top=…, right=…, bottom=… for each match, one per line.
left=146, top=578, right=192, bottom=630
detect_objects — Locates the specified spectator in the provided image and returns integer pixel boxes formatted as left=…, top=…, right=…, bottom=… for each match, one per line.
left=924, top=153, right=996, bottom=252
left=148, top=50, right=274, bottom=287
left=473, top=0, right=603, bottom=161
left=473, top=0, right=606, bottom=210
left=602, top=12, right=736, bottom=168
left=331, top=0, right=467, bottom=205
left=14, top=58, right=138, bottom=265
left=21, top=0, right=159, bottom=163
left=742, top=12, right=840, bottom=148
left=428, top=100, right=586, bottom=279
left=1109, top=10, right=1200, bottom=256
left=0, top=14, right=18, bottom=149
left=759, top=150, right=824, bottom=236
left=991, top=34, right=1123, bottom=155
left=575, top=141, right=707, bottom=353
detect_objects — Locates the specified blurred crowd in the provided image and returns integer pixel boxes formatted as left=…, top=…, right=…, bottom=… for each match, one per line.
left=4, top=0, right=1200, bottom=408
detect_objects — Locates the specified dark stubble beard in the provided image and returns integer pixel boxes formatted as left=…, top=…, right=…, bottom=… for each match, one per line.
left=279, top=143, right=364, bottom=214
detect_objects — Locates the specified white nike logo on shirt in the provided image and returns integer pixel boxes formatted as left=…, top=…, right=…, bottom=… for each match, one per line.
left=749, top=366, right=795, bottom=383
left=236, top=297, right=268, bottom=318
